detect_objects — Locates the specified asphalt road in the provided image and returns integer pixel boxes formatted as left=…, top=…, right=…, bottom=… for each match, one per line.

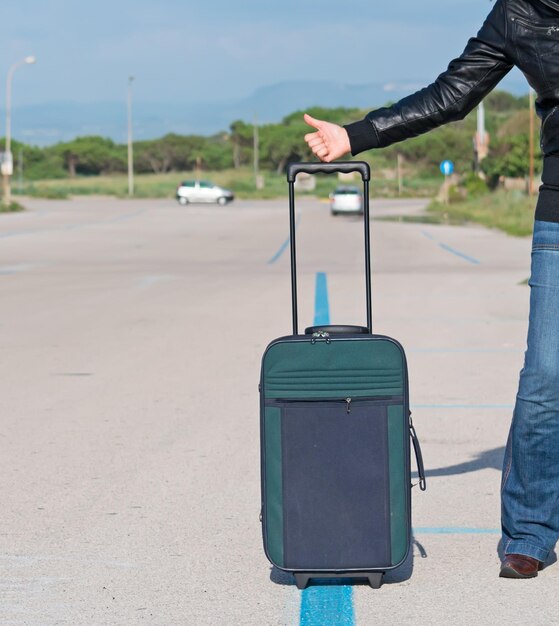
left=0, top=195, right=555, bottom=625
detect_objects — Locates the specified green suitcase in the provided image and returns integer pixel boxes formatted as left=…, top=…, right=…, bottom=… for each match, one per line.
left=260, top=162, right=426, bottom=590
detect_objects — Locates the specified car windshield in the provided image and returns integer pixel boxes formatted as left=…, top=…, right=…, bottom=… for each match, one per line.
left=334, top=187, right=360, bottom=195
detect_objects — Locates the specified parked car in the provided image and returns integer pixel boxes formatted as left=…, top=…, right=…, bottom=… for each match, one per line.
left=176, top=180, right=234, bottom=205
left=329, top=185, right=363, bottom=216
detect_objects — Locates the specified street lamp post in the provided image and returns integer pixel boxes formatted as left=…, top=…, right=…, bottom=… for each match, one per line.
left=3, top=56, right=36, bottom=206
left=127, top=76, right=134, bottom=197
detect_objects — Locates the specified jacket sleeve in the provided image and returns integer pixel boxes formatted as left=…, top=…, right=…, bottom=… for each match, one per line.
left=344, top=0, right=514, bottom=155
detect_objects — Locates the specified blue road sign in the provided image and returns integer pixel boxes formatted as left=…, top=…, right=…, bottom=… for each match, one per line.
left=440, top=160, right=454, bottom=176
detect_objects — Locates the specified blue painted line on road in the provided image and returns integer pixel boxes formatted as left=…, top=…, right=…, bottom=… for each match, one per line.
left=438, top=242, right=480, bottom=265
left=107, top=208, right=148, bottom=223
left=267, top=212, right=302, bottom=265
left=300, top=586, right=355, bottom=626
left=0, top=208, right=148, bottom=239
left=410, top=348, right=523, bottom=354
left=0, top=230, right=32, bottom=239
left=313, top=272, right=330, bottom=326
left=64, top=208, right=148, bottom=230
left=0, top=263, right=46, bottom=275
left=421, top=230, right=480, bottom=265
left=413, top=404, right=513, bottom=410
left=414, top=527, right=500, bottom=535
left=299, top=271, right=355, bottom=626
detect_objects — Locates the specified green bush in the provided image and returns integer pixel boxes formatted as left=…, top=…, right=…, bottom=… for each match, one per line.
left=447, top=184, right=466, bottom=203
left=483, top=134, right=542, bottom=184
left=463, top=173, right=489, bottom=197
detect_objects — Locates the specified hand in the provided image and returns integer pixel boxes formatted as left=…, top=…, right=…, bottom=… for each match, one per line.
left=303, top=113, right=351, bottom=162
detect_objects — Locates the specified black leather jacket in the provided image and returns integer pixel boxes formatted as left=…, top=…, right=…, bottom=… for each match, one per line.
left=345, top=0, right=559, bottom=158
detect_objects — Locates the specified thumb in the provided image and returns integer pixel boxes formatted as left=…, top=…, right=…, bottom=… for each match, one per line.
left=303, top=113, right=323, bottom=130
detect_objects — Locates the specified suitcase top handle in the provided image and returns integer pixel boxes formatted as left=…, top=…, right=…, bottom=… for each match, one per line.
left=286, top=160, right=372, bottom=335
left=287, top=161, right=370, bottom=183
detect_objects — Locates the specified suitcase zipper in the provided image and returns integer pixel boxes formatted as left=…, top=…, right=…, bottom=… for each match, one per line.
left=265, top=396, right=403, bottom=409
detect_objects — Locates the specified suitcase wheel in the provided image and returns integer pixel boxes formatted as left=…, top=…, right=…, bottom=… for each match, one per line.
left=294, top=573, right=311, bottom=590
left=293, top=572, right=384, bottom=590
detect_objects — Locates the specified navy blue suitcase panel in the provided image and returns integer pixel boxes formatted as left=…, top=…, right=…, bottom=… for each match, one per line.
left=280, top=401, right=391, bottom=570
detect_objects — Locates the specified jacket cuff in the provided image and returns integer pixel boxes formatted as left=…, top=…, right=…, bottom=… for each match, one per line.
left=344, top=118, right=381, bottom=155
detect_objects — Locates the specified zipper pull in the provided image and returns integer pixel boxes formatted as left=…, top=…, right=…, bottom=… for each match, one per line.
left=312, top=330, right=331, bottom=344
left=346, top=397, right=352, bottom=414
left=312, top=330, right=330, bottom=338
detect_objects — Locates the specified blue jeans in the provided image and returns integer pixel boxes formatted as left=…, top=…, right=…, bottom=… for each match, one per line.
left=501, top=219, right=559, bottom=561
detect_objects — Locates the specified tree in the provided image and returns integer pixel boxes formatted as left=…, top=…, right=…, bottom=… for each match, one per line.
left=2, top=139, right=66, bottom=180
left=55, top=136, right=125, bottom=176
left=200, top=136, right=233, bottom=170
left=134, top=134, right=230, bottom=173
left=485, top=90, right=527, bottom=113
left=483, top=134, right=542, bottom=183
left=229, top=121, right=253, bottom=169
left=259, top=122, right=308, bottom=173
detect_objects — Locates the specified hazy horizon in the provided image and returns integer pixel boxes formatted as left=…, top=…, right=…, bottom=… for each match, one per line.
left=1, top=1, right=526, bottom=109
left=0, top=0, right=529, bottom=145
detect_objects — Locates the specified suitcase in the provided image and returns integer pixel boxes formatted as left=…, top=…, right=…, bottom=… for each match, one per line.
left=259, top=161, right=426, bottom=590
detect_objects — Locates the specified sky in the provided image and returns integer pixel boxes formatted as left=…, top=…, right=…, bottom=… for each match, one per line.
left=0, top=0, right=527, bottom=110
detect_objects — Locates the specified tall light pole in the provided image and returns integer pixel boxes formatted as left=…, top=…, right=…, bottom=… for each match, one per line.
left=474, top=100, right=489, bottom=174
left=3, top=56, right=36, bottom=206
left=253, top=114, right=265, bottom=190
left=127, top=76, right=134, bottom=197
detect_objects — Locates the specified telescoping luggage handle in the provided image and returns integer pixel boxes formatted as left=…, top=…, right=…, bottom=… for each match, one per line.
left=287, top=161, right=372, bottom=335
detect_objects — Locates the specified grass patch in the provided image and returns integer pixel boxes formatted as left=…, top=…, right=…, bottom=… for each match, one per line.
left=15, top=168, right=442, bottom=201
left=427, top=190, right=534, bottom=237
left=0, top=200, right=25, bottom=213
left=24, top=185, right=70, bottom=200
left=371, top=176, right=441, bottom=198
left=375, top=214, right=465, bottom=226
left=17, top=170, right=293, bottom=200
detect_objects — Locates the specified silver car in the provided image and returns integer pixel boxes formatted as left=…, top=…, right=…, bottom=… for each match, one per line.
left=176, top=180, right=234, bottom=205
left=329, top=185, right=363, bottom=216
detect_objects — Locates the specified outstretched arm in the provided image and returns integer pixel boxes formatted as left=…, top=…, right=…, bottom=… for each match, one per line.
left=305, top=0, right=513, bottom=160
left=347, top=0, right=513, bottom=154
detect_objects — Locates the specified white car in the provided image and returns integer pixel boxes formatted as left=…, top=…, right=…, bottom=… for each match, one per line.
left=329, top=185, right=363, bottom=216
left=176, top=180, right=234, bottom=205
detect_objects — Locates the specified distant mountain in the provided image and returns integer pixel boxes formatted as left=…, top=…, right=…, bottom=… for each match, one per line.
left=1, top=78, right=529, bottom=146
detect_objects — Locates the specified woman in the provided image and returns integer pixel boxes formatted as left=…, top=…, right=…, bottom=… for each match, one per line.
left=304, top=0, right=559, bottom=579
